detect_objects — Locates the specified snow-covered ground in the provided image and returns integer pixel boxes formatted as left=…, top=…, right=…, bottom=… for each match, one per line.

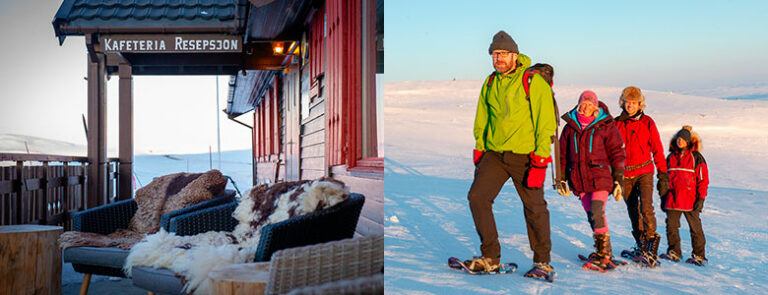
left=384, top=80, right=768, bottom=294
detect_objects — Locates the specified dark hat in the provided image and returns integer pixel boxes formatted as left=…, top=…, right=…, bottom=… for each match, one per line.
left=488, top=30, right=519, bottom=54
left=676, top=128, right=692, bottom=145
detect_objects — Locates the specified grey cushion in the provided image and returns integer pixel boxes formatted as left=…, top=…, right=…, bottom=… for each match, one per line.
left=63, top=247, right=129, bottom=269
left=131, top=266, right=185, bottom=295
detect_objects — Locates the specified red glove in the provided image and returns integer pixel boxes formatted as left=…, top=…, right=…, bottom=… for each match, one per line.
left=473, top=149, right=484, bottom=165
left=525, top=152, right=552, bottom=188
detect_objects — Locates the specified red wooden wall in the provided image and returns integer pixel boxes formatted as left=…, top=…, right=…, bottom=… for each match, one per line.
left=326, top=0, right=362, bottom=168
left=310, top=5, right=325, bottom=87
left=253, top=76, right=281, bottom=160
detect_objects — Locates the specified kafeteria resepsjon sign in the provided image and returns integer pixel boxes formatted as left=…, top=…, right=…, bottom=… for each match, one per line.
left=99, top=34, right=241, bottom=53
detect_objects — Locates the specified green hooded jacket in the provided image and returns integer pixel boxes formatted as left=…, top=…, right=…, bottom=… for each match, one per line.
left=473, top=53, right=557, bottom=158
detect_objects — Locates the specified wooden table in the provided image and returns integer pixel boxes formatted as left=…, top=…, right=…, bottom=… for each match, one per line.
left=209, top=262, right=271, bottom=295
left=0, top=224, right=63, bottom=295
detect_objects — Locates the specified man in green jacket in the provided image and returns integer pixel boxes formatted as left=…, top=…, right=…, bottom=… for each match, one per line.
left=465, top=31, right=557, bottom=280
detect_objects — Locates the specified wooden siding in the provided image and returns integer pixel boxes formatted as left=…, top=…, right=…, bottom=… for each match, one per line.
left=330, top=166, right=383, bottom=237
left=326, top=0, right=362, bottom=168
left=309, top=5, right=325, bottom=86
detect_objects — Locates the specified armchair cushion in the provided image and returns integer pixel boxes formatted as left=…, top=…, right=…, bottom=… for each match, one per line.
left=64, top=246, right=130, bottom=269
left=131, top=266, right=186, bottom=295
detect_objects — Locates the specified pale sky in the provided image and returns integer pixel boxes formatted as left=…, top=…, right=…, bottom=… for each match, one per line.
left=385, top=0, right=768, bottom=92
left=0, top=0, right=252, bottom=155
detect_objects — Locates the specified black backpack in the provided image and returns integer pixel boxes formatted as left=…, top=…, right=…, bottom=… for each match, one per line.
left=486, top=63, right=562, bottom=189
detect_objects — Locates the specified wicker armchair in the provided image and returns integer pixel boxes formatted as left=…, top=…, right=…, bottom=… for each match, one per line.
left=64, top=189, right=236, bottom=294
left=268, top=235, right=384, bottom=295
left=131, top=193, right=366, bottom=294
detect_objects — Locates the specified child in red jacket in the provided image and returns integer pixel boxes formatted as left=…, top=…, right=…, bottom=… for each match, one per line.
left=661, top=125, right=709, bottom=266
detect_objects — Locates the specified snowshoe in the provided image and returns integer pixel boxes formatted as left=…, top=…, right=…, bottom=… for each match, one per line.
left=621, top=248, right=660, bottom=268
left=523, top=262, right=555, bottom=282
left=448, top=257, right=517, bottom=275
left=685, top=254, right=708, bottom=266
left=659, top=251, right=681, bottom=262
left=621, top=248, right=641, bottom=260
left=578, top=253, right=628, bottom=272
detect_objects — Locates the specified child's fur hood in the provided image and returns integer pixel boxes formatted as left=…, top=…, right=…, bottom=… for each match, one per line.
left=669, top=125, right=702, bottom=152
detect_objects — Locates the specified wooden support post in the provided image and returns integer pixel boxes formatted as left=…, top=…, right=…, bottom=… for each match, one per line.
left=14, top=161, right=22, bottom=224
left=41, top=162, right=48, bottom=224
left=118, top=62, right=133, bottom=200
left=86, top=35, right=107, bottom=209
left=62, top=162, right=69, bottom=229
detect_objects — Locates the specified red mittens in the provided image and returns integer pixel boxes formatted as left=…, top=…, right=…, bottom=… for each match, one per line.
left=473, top=149, right=484, bottom=165
left=526, top=152, right=552, bottom=188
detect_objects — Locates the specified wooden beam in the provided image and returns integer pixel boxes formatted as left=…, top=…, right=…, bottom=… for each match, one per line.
left=118, top=62, right=133, bottom=200
left=86, top=37, right=107, bottom=209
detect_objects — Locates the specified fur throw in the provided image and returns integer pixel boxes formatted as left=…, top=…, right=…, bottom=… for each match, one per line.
left=125, top=178, right=349, bottom=295
left=58, top=170, right=227, bottom=250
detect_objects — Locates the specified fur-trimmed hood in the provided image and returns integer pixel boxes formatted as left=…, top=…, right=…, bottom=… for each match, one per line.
left=669, top=125, right=702, bottom=152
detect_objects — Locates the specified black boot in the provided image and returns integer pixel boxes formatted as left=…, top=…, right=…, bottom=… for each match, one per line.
left=643, top=233, right=661, bottom=266
left=630, top=234, right=646, bottom=257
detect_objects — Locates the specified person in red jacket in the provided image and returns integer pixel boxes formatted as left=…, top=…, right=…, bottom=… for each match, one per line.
left=661, top=125, right=709, bottom=266
left=613, top=86, right=668, bottom=266
left=558, top=91, right=626, bottom=271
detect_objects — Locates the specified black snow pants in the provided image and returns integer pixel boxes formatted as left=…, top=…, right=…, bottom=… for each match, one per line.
left=467, top=151, right=551, bottom=264
left=665, top=209, right=706, bottom=258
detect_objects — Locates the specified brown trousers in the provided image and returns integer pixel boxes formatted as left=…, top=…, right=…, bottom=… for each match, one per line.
left=467, top=151, right=551, bottom=263
left=622, top=173, right=657, bottom=245
left=665, top=209, right=706, bottom=258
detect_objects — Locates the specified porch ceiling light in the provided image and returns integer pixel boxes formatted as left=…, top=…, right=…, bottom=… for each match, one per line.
left=272, top=41, right=285, bottom=55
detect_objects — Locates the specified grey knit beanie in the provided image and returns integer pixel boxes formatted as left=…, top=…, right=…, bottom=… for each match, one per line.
left=488, top=30, right=519, bottom=54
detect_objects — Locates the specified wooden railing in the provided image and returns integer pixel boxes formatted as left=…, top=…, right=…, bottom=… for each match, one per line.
left=0, top=153, right=119, bottom=231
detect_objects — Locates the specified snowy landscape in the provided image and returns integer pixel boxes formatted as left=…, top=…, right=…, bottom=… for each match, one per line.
left=383, top=80, right=768, bottom=294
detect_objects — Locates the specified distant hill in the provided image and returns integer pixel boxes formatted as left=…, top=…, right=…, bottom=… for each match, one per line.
left=0, top=134, right=87, bottom=156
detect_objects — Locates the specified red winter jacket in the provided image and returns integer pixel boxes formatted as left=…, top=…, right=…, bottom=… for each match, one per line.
left=664, top=150, right=709, bottom=211
left=614, top=111, right=668, bottom=178
left=560, top=102, right=625, bottom=194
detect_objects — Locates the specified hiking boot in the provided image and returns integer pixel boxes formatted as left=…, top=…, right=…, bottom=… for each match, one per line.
left=623, top=234, right=645, bottom=258
left=463, top=256, right=500, bottom=272
left=594, top=233, right=613, bottom=259
left=641, top=233, right=661, bottom=266
left=661, top=250, right=681, bottom=262
left=524, top=262, right=556, bottom=282
left=644, top=233, right=660, bottom=258
left=686, top=254, right=708, bottom=266
left=585, top=233, right=617, bottom=270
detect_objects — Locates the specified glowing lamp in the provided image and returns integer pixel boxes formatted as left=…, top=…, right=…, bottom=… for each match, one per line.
left=272, top=42, right=285, bottom=55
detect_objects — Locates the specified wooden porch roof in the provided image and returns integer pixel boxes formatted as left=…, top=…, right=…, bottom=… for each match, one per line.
left=52, top=0, right=247, bottom=45
left=52, top=0, right=314, bottom=76
left=227, top=70, right=278, bottom=118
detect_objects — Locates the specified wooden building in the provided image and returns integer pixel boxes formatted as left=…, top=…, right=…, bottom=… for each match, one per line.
left=51, top=0, right=383, bottom=236
left=227, top=0, right=384, bottom=236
